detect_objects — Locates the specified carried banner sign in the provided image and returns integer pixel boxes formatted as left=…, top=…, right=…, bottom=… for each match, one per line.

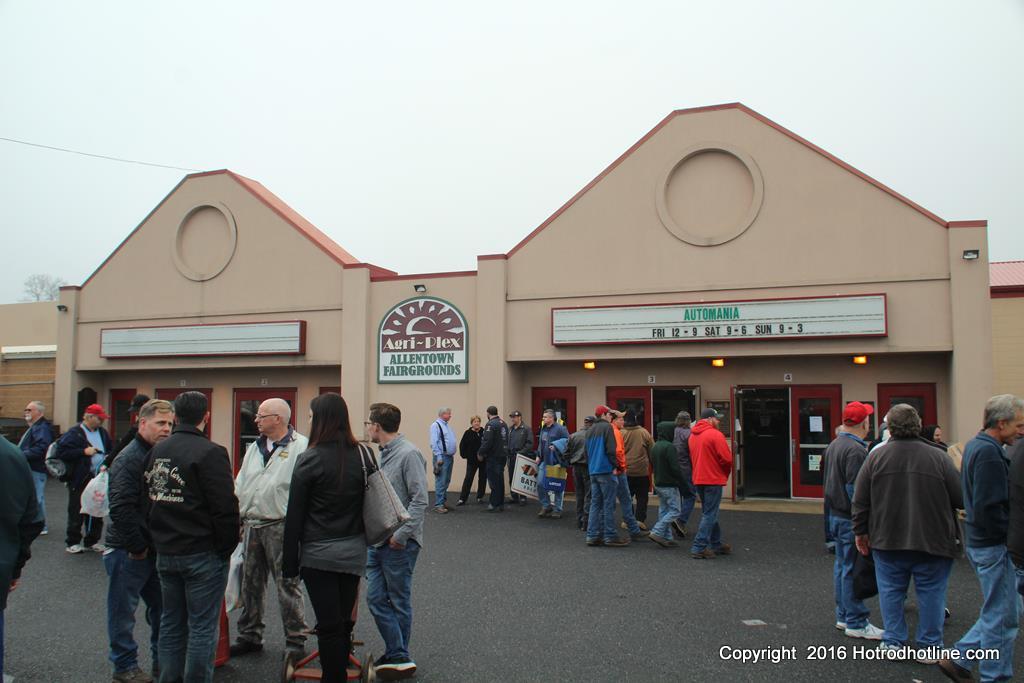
left=378, top=297, right=468, bottom=383
left=551, top=294, right=886, bottom=346
left=509, top=454, right=539, bottom=501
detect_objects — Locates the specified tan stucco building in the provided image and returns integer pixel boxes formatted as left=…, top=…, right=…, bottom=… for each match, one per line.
left=991, top=261, right=1024, bottom=398
left=53, top=103, right=994, bottom=500
left=1, top=301, right=58, bottom=423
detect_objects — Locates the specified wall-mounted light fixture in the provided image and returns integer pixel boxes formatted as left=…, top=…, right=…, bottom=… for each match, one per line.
left=962, top=249, right=980, bottom=261
left=852, top=355, right=868, bottom=365
left=56, top=304, right=68, bottom=312
left=583, top=361, right=596, bottom=371
left=413, top=284, right=427, bottom=293
left=711, top=358, right=725, bottom=368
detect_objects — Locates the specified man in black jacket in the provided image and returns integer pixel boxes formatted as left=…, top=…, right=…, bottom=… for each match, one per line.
left=56, top=403, right=112, bottom=553
left=146, top=391, right=239, bottom=683
left=479, top=406, right=509, bottom=512
left=105, top=399, right=174, bottom=683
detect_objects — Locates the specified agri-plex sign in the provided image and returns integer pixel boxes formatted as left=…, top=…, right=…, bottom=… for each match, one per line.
left=378, top=297, right=468, bottom=383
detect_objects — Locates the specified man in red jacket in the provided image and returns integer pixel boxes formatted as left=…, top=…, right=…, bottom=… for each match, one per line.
left=689, top=408, right=733, bottom=559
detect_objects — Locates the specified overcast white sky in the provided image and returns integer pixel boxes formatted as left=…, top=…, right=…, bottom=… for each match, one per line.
left=1, top=1, right=1022, bottom=304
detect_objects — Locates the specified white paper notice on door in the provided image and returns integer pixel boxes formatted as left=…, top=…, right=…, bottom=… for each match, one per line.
left=808, top=416, right=824, bottom=433
left=808, top=453, right=822, bottom=472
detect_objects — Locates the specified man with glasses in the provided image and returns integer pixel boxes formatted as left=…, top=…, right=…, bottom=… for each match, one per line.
left=230, top=398, right=310, bottom=664
left=19, top=400, right=53, bottom=535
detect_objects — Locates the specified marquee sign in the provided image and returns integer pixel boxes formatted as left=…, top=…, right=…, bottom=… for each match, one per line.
left=552, top=294, right=887, bottom=346
left=378, top=297, right=468, bottom=383
left=101, top=321, right=306, bottom=358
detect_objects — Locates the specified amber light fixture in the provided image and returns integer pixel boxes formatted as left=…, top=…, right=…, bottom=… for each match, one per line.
left=711, top=358, right=725, bottom=368
left=583, top=361, right=596, bottom=370
left=853, top=355, right=868, bottom=365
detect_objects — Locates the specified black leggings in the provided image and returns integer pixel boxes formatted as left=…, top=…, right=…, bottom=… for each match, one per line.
left=459, top=456, right=487, bottom=502
left=301, top=568, right=360, bottom=683
left=627, top=475, right=650, bottom=524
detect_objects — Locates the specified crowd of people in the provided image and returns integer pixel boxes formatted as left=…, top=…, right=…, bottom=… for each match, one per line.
left=825, top=394, right=1024, bottom=682
left=5, top=390, right=1024, bottom=682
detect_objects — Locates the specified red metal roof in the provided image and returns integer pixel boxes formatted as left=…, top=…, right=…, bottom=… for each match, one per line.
left=991, top=261, right=1024, bottom=288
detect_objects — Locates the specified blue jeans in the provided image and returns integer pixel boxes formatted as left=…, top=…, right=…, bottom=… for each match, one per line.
left=434, top=454, right=453, bottom=507
left=366, top=540, right=421, bottom=660
left=537, top=463, right=565, bottom=513
left=652, top=486, right=681, bottom=540
left=32, top=471, right=47, bottom=531
left=614, top=474, right=641, bottom=534
left=156, top=551, right=228, bottom=683
left=105, top=549, right=162, bottom=673
left=950, top=544, right=1021, bottom=681
left=586, top=474, right=618, bottom=542
left=872, top=549, right=951, bottom=647
left=830, top=516, right=870, bottom=630
left=691, top=485, right=723, bottom=553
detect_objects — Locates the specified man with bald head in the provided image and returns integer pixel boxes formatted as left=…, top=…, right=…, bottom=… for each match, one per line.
left=230, top=398, right=310, bottom=663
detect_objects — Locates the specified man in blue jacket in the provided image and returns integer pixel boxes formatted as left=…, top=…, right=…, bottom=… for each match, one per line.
left=19, top=400, right=53, bottom=535
left=939, top=394, right=1024, bottom=683
left=1, top=433, right=44, bottom=681
left=56, top=403, right=112, bottom=553
left=534, top=409, right=570, bottom=519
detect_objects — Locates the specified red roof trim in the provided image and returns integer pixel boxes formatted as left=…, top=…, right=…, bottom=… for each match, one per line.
left=506, top=102, right=974, bottom=258
left=992, top=287, right=1024, bottom=299
left=371, top=270, right=477, bottom=282
left=477, top=254, right=508, bottom=261
left=948, top=220, right=988, bottom=228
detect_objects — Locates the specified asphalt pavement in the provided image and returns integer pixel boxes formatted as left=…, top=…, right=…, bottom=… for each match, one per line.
left=5, top=478, right=1022, bottom=682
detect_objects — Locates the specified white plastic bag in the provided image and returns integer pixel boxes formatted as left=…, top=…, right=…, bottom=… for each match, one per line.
left=80, top=470, right=110, bottom=518
left=224, top=538, right=246, bottom=612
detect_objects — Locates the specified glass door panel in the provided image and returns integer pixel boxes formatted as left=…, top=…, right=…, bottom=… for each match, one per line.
left=233, top=389, right=296, bottom=474
left=790, top=385, right=841, bottom=498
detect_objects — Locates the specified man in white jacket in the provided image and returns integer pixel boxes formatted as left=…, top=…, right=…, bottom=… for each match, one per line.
left=230, top=398, right=309, bottom=662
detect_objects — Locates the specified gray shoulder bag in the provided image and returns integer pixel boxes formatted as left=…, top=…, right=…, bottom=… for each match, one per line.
left=358, top=443, right=411, bottom=546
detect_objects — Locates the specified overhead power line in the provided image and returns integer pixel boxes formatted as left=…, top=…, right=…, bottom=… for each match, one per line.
left=0, top=135, right=201, bottom=172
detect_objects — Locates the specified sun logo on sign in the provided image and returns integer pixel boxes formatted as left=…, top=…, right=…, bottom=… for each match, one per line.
left=381, top=298, right=465, bottom=347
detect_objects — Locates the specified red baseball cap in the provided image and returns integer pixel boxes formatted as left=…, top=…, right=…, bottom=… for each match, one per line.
left=594, top=405, right=610, bottom=417
left=842, top=401, right=874, bottom=426
left=84, top=403, right=110, bottom=420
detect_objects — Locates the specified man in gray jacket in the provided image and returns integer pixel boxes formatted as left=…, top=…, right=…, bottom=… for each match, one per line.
left=566, top=416, right=593, bottom=531
left=505, top=411, right=533, bottom=505
left=366, top=402, right=428, bottom=680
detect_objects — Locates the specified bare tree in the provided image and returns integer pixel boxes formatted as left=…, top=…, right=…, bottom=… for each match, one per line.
left=21, top=274, right=67, bottom=302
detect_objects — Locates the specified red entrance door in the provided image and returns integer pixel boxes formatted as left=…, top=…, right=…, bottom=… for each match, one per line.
left=155, top=388, right=214, bottom=439
left=233, top=388, right=297, bottom=474
left=790, top=385, right=842, bottom=498
left=605, top=387, right=652, bottom=432
left=877, top=383, right=937, bottom=426
left=109, top=388, right=137, bottom=443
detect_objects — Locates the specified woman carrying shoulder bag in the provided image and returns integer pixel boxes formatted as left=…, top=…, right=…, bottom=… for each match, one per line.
left=283, top=393, right=366, bottom=683
left=456, top=415, right=487, bottom=505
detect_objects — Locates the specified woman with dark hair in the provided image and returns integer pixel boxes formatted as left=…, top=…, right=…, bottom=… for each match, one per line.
left=282, top=393, right=366, bottom=683
left=456, top=415, right=486, bottom=506
left=921, top=424, right=949, bottom=451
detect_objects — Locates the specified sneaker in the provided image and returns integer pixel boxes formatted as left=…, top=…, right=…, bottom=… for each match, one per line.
left=648, top=532, right=673, bottom=548
left=878, top=641, right=908, bottom=658
left=551, top=512, right=562, bottom=519
left=844, top=623, right=884, bottom=640
left=585, top=538, right=604, bottom=547
left=228, top=640, right=263, bottom=656
left=604, top=537, right=631, bottom=547
left=455, top=499, right=466, bottom=507
left=630, top=530, right=650, bottom=540
left=112, top=667, right=153, bottom=683
left=665, top=539, right=680, bottom=547
left=40, top=528, right=49, bottom=535
left=374, top=655, right=417, bottom=680
left=537, top=508, right=552, bottom=518
left=835, top=621, right=846, bottom=630
left=484, top=505, right=503, bottom=513
left=475, top=498, right=484, bottom=504
left=937, top=658, right=973, bottom=681
left=66, top=544, right=85, bottom=554
left=671, top=520, right=687, bottom=537
left=713, top=543, right=732, bottom=556
left=637, top=521, right=648, bottom=531
left=433, top=506, right=448, bottom=514
left=90, top=543, right=108, bottom=553
left=691, top=548, right=716, bottom=559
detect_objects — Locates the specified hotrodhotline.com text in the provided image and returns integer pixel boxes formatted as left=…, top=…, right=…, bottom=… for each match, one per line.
left=718, top=645, right=1000, bottom=664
